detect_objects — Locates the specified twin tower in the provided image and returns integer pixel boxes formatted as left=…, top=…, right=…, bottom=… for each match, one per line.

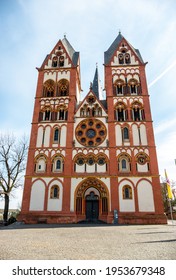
left=20, top=33, right=166, bottom=224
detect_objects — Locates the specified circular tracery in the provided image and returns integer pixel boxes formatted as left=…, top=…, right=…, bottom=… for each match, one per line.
left=76, top=119, right=107, bottom=147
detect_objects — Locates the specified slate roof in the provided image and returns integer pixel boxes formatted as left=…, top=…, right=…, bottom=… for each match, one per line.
left=92, top=66, right=100, bottom=99
left=62, top=36, right=79, bottom=66
left=104, top=32, right=144, bottom=65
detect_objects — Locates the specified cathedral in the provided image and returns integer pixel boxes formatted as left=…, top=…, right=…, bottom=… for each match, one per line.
left=20, top=32, right=167, bottom=224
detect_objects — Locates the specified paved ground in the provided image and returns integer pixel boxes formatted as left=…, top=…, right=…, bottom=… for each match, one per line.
left=0, top=221, right=175, bottom=260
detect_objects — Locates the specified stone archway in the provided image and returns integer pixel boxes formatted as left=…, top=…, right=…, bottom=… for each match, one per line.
left=75, top=177, right=109, bottom=223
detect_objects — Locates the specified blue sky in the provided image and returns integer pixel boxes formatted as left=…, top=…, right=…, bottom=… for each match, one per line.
left=0, top=0, right=176, bottom=208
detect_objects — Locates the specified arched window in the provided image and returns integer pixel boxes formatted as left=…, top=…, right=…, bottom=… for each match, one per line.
left=54, top=128, right=59, bottom=142
left=44, top=109, right=51, bottom=121
left=59, top=56, right=64, bottom=67
left=35, top=156, right=47, bottom=173
left=114, top=102, right=128, bottom=121
left=113, top=79, right=125, bottom=95
left=122, top=159, right=127, bottom=170
left=52, top=56, right=58, bottom=67
left=128, top=78, right=141, bottom=95
left=118, top=53, right=124, bottom=64
left=125, top=53, right=131, bottom=64
left=56, top=159, right=61, bottom=170
left=52, top=156, right=63, bottom=172
left=123, top=127, right=129, bottom=141
left=58, top=79, right=69, bottom=96
left=57, top=106, right=68, bottom=121
left=118, top=154, right=131, bottom=172
left=118, top=52, right=131, bottom=65
left=43, top=79, right=55, bottom=97
left=50, top=185, right=60, bottom=199
left=131, top=101, right=145, bottom=121
left=122, top=185, right=132, bottom=199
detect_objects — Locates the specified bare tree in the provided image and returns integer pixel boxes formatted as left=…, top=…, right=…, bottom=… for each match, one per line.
left=0, top=134, right=28, bottom=224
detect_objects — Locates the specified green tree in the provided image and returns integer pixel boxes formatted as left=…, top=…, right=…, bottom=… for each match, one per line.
left=0, top=134, right=28, bottom=225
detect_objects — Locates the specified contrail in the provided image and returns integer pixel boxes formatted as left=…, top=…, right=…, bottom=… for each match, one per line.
left=148, top=59, right=176, bottom=88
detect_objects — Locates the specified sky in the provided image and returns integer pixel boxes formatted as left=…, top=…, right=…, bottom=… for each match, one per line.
left=0, top=0, right=176, bottom=209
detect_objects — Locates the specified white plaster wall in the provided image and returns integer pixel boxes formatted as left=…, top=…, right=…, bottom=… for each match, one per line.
left=137, top=180, right=155, bottom=212
left=60, top=126, right=67, bottom=146
left=132, top=124, right=139, bottom=145
left=47, top=180, right=63, bottom=211
left=36, top=126, right=44, bottom=147
left=119, top=180, right=135, bottom=212
left=75, top=164, right=85, bottom=173
left=115, top=125, right=122, bottom=146
left=43, top=126, right=50, bottom=147
left=140, top=124, right=148, bottom=145
left=137, top=163, right=148, bottom=172
left=44, top=72, right=56, bottom=82
left=97, top=164, right=106, bottom=173
left=87, top=165, right=95, bottom=173
left=58, top=71, right=70, bottom=81
left=29, top=180, right=45, bottom=211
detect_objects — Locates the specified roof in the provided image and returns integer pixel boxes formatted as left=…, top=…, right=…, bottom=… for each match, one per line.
left=62, top=36, right=79, bottom=66
left=92, top=66, right=101, bottom=99
left=104, top=32, right=144, bottom=65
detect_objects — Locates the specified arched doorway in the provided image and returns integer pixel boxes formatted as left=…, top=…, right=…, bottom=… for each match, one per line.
left=75, top=178, right=109, bottom=223
left=85, top=191, right=99, bottom=222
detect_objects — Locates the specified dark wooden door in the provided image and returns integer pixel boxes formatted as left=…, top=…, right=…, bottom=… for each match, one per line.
left=86, top=192, right=99, bottom=222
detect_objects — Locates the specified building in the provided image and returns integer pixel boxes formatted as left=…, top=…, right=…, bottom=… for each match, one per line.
left=20, top=33, right=167, bottom=224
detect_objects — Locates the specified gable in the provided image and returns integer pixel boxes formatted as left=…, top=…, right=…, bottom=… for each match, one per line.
left=40, top=37, right=79, bottom=69
left=104, top=33, right=144, bottom=66
left=75, top=91, right=107, bottom=118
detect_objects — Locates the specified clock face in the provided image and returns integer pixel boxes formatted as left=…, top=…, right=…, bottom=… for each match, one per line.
left=75, top=119, right=107, bottom=147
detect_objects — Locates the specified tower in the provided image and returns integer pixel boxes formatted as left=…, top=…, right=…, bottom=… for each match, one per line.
left=20, top=33, right=166, bottom=224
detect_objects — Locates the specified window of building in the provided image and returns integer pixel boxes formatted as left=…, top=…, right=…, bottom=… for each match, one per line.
left=122, top=185, right=132, bottom=199
left=59, top=56, right=64, bottom=67
left=114, top=79, right=125, bottom=95
left=131, top=101, right=145, bottom=121
left=118, top=53, right=124, bottom=64
left=118, top=154, right=131, bottom=172
left=50, top=185, right=60, bottom=199
left=52, top=156, right=63, bottom=172
left=43, top=79, right=55, bottom=97
left=58, top=79, right=69, bottom=96
left=44, top=110, right=51, bottom=121
left=114, top=102, right=127, bottom=121
left=52, top=56, right=58, bottom=67
left=35, top=156, right=47, bottom=173
left=123, top=127, right=129, bottom=141
left=53, top=128, right=60, bottom=143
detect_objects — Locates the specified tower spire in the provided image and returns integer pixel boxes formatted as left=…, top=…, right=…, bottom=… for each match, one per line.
left=92, top=64, right=102, bottom=99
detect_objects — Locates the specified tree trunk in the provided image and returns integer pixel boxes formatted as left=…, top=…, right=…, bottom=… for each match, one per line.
left=3, top=193, right=9, bottom=225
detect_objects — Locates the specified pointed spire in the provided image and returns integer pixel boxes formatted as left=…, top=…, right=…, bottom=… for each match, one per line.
left=92, top=64, right=102, bottom=100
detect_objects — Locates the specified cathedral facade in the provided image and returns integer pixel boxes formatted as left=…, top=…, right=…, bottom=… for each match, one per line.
left=20, top=33, right=167, bottom=224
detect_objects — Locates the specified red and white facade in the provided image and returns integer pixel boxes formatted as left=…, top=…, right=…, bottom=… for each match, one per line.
left=20, top=33, right=167, bottom=224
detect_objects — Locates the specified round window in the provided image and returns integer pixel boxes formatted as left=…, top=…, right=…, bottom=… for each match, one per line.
left=75, top=119, right=107, bottom=147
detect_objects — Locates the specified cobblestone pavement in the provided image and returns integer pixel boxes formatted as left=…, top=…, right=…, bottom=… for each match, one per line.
left=0, top=221, right=175, bottom=260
